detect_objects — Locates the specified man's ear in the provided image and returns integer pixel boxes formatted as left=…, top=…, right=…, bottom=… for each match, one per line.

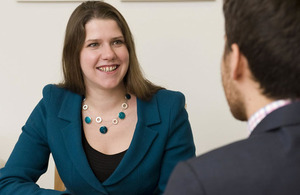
left=229, top=43, right=244, bottom=80
left=230, top=43, right=248, bottom=80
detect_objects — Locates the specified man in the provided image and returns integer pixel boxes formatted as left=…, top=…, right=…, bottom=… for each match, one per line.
left=164, top=0, right=300, bottom=194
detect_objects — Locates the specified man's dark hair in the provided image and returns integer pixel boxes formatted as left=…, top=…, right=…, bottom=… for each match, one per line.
left=223, top=0, right=300, bottom=99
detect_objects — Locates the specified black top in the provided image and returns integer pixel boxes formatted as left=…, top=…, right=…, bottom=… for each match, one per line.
left=82, top=133, right=127, bottom=183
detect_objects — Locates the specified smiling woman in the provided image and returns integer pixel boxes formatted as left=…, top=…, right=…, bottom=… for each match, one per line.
left=79, top=19, right=129, bottom=92
left=0, top=1, right=195, bottom=195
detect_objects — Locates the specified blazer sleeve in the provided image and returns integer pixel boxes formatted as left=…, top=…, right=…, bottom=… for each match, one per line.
left=157, top=91, right=196, bottom=194
left=0, top=85, right=70, bottom=195
left=164, top=161, right=205, bottom=195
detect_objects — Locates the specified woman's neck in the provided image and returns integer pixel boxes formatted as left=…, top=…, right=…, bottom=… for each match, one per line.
left=84, top=86, right=127, bottom=111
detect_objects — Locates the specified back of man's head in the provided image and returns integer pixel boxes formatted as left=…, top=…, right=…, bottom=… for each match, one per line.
left=223, top=0, right=300, bottom=99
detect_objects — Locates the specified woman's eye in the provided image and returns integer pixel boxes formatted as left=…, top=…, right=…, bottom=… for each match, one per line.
left=112, top=40, right=124, bottom=46
left=88, top=43, right=99, bottom=47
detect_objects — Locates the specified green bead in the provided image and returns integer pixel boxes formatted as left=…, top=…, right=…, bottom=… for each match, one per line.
left=85, top=116, right=92, bottom=124
left=100, top=126, right=108, bottom=134
left=119, top=112, right=126, bottom=119
left=125, top=94, right=131, bottom=100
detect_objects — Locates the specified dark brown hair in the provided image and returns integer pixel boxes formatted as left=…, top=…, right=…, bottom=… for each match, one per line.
left=59, top=1, right=164, bottom=100
left=223, top=0, right=300, bottom=99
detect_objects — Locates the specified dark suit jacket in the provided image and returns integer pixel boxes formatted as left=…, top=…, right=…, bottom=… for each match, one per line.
left=0, top=84, right=195, bottom=195
left=165, top=102, right=300, bottom=195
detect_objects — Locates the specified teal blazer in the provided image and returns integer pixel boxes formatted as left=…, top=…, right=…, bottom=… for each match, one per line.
left=0, top=85, right=195, bottom=195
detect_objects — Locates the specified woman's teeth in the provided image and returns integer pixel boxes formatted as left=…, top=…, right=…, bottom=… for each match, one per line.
left=98, top=65, right=118, bottom=72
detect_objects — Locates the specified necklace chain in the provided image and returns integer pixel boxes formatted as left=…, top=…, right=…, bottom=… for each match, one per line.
left=82, top=94, right=131, bottom=134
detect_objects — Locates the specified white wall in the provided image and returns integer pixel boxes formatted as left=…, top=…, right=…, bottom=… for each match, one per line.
left=0, top=0, right=247, bottom=189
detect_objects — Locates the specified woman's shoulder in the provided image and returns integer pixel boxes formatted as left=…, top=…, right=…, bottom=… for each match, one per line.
left=42, top=84, right=65, bottom=96
left=153, top=89, right=186, bottom=107
left=42, top=84, right=80, bottom=103
left=154, top=89, right=185, bottom=100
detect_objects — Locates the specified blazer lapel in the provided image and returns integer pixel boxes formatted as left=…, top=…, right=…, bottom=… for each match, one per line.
left=57, top=92, right=107, bottom=193
left=104, top=96, right=160, bottom=185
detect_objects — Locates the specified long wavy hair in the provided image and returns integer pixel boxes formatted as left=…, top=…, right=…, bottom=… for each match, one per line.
left=59, top=1, right=164, bottom=100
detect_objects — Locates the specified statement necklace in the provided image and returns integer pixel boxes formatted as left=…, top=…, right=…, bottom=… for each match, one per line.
left=82, top=94, right=131, bottom=134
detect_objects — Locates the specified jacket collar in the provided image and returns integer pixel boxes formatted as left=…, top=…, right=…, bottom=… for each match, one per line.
left=57, top=91, right=160, bottom=191
left=57, top=90, right=82, bottom=122
left=250, top=101, right=300, bottom=137
left=104, top=96, right=160, bottom=185
left=57, top=91, right=106, bottom=192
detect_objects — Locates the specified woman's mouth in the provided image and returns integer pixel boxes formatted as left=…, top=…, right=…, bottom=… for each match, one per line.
left=97, top=65, right=119, bottom=72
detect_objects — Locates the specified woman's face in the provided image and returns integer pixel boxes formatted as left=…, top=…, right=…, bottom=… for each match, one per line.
left=80, top=18, right=129, bottom=92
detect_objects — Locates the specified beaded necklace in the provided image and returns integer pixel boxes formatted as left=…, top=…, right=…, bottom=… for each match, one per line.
left=82, top=94, right=131, bottom=134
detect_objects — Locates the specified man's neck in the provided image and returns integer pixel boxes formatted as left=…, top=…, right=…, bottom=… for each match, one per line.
left=247, top=99, right=292, bottom=133
left=245, top=95, right=275, bottom=120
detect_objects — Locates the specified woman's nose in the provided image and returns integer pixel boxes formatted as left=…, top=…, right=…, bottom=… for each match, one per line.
left=100, top=44, right=116, bottom=60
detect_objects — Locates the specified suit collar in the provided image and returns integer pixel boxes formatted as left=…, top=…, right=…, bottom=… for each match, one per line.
left=135, top=95, right=161, bottom=126
left=251, top=102, right=300, bottom=136
left=57, top=90, right=161, bottom=189
left=57, top=91, right=108, bottom=193
left=57, top=90, right=82, bottom=122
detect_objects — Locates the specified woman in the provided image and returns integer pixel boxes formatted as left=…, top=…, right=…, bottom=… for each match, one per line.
left=0, top=1, right=195, bottom=194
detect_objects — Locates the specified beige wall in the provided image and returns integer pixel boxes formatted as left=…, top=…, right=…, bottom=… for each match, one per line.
left=0, top=0, right=247, bottom=189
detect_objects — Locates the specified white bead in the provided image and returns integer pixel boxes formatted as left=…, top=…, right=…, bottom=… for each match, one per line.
left=122, top=103, right=128, bottom=109
left=82, top=104, right=88, bottom=110
left=96, top=117, right=102, bottom=123
left=112, top=119, right=118, bottom=125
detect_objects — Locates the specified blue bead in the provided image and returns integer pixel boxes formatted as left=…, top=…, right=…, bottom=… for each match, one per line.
left=119, top=112, right=126, bottom=119
left=125, top=94, right=131, bottom=100
left=85, top=116, right=92, bottom=124
left=100, top=126, right=108, bottom=134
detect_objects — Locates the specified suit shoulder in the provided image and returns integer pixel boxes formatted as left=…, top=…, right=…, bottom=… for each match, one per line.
left=42, top=84, right=77, bottom=104
left=43, top=84, right=72, bottom=97
left=156, top=89, right=184, bottom=98
left=187, top=138, right=250, bottom=168
left=42, top=84, right=67, bottom=96
left=154, top=89, right=186, bottom=105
